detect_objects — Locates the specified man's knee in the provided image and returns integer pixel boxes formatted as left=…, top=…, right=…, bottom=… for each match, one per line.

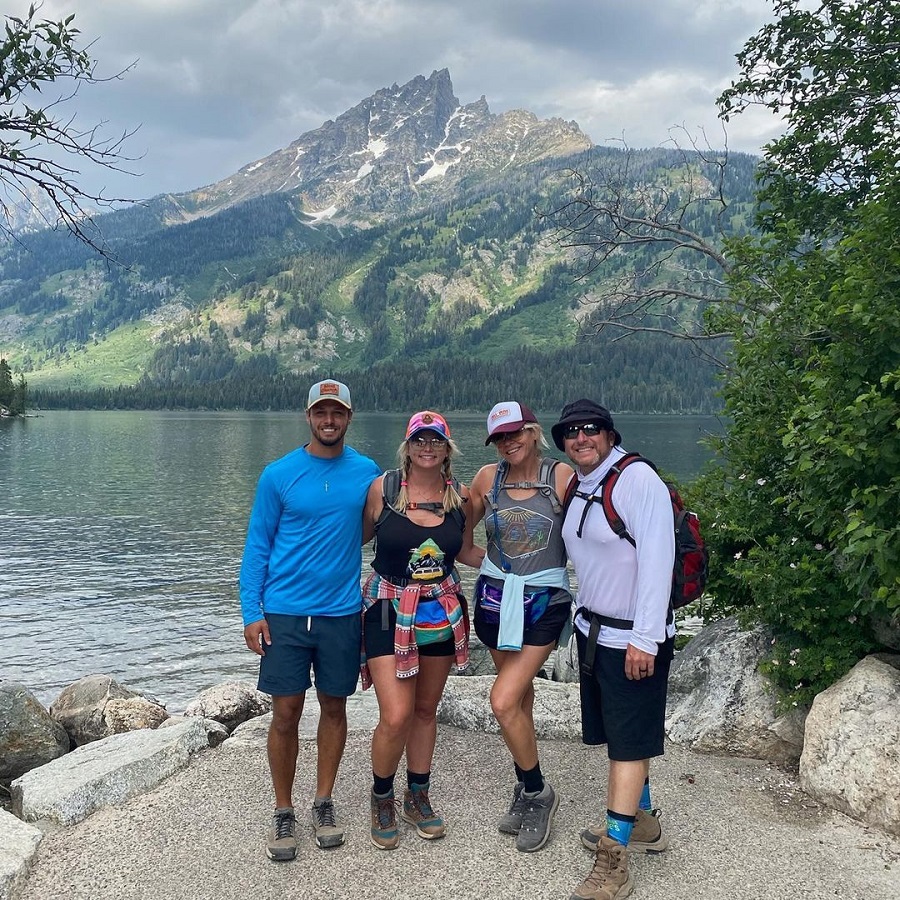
left=317, top=692, right=348, bottom=722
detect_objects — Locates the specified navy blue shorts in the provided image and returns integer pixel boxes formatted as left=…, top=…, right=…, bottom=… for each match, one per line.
left=576, top=627, right=674, bottom=761
left=258, top=612, right=361, bottom=698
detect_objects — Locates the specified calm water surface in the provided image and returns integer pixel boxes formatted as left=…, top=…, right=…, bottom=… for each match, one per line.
left=1, top=410, right=721, bottom=710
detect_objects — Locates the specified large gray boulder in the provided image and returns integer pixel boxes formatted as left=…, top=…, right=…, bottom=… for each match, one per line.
left=0, top=808, right=43, bottom=900
left=11, top=718, right=210, bottom=826
left=437, top=675, right=581, bottom=740
left=50, top=674, right=168, bottom=747
left=0, top=682, right=69, bottom=783
left=665, top=616, right=805, bottom=764
left=800, top=654, right=900, bottom=837
left=182, top=680, right=271, bottom=732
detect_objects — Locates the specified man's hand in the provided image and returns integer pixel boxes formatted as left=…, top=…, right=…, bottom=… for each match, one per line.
left=244, top=619, right=271, bottom=656
left=625, top=643, right=656, bottom=680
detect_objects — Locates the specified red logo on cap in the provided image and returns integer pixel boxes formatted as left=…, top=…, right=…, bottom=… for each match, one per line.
left=319, top=383, right=340, bottom=396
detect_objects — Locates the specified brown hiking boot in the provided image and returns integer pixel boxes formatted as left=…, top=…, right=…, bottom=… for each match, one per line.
left=580, top=808, right=668, bottom=854
left=570, top=835, right=634, bottom=900
left=370, top=790, right=400, bottom=850
left=401, top=782, right=446, bottom=839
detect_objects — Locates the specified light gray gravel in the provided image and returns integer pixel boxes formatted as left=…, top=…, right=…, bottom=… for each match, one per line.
left=16, top=727, right=900, bottom=900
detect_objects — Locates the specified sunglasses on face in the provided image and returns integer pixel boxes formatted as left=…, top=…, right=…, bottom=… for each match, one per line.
left=411, top=436, right=448, bottom=448
left=490, top=427, right=525, bottom=445
left=562, top=423, right=606, bottom=440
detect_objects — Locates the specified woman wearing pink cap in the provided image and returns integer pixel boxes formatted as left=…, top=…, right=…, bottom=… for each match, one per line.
left=360, top=410, right=480, bottom=850
left=463, top=400, right=575, bottom=853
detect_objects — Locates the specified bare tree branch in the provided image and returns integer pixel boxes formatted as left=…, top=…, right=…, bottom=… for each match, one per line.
left=0, top=3, right=141, bottom=258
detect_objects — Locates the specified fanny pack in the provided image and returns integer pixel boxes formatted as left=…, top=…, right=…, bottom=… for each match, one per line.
left=475, top=576, right=552, bottom=628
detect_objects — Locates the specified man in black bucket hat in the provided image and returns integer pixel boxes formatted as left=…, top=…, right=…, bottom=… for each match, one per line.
left=553, top=399, right=675, bottom=900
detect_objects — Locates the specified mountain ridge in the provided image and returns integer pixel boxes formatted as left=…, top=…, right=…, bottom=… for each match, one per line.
left=0, top=70, right=755, bottom=412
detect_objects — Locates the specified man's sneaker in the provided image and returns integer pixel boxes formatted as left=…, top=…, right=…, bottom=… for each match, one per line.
left=266, top=807, right=297, bottom=861
left=498, top=781, right=526, bottom=835
left=401, top=782, right=446, bottom=839
left=370, top=790, right=400, bottom=850
left=580, top=808, right=668, bottom=854
left=570, top=835, right=634, bottom=900
left=515, top=782, right=559, bottom=852
left=310, top=798, right=345, bottom=849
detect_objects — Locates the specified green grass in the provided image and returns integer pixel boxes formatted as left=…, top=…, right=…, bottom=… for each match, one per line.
left=23, top=322, right=156, bottom=390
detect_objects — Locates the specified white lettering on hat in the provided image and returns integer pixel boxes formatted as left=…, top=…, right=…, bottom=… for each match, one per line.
left=319, top=382, right=340, bottom=396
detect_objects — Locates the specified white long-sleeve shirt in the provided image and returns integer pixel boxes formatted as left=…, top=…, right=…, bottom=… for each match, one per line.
left=563, top=446, right=675, bottom=656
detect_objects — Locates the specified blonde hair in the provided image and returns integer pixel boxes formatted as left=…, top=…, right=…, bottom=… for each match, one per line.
left=394, top=436, right=465, bottom=515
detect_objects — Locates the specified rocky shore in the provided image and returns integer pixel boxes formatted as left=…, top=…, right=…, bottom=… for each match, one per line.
left=2, top=616, right=899, bottom=900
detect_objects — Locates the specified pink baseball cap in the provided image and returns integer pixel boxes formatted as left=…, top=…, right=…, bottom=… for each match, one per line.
left=485, top=401, right=538, bottom=444
left=405, top=410, right=450, bottom=441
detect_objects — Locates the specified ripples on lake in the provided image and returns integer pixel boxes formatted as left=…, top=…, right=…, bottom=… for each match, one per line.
left=1, top=410, right=720, bottom=711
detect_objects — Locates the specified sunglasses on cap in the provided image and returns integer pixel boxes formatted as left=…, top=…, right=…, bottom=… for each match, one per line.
left=561, top=422, right=608, bottom=440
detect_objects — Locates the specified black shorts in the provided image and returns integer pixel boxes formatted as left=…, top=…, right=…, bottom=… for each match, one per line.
left=363, top=597, right=466, bottom=659
left=576, top=627, right=675, bottom=761
left=474, top=599, right=571, bottom=650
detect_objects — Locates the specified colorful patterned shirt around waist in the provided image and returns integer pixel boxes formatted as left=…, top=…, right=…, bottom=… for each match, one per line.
left=361, top=570, right=469, bottom=688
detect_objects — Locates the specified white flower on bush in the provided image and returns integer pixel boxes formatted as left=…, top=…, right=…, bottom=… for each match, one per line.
left=756, top=478, right=766, bottom=485
left=734, top=551, right=743, bottom=560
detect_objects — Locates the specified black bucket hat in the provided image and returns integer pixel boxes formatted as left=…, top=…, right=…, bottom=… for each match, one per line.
left=551, top=399, right=622, bottom=451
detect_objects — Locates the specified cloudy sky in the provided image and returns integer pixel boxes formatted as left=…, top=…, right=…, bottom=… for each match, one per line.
left=9, top=0, right=782, bottom=202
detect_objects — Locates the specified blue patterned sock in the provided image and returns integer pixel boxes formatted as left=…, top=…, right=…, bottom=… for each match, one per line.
left=606, top=810, right=635, bottom=846
left=639, top=777, right=652, bottom=812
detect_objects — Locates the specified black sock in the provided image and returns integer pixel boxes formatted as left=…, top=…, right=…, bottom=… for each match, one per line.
left=407, top=769, right=430, bottom=788
left=521, top=762, right=544, bottom=795
left=514, top=763, right=525, bottom=783
left=372, top=771, right=395, bottom=796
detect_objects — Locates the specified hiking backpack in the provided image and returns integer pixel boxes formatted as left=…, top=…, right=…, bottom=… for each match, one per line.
left=563, top=453, right=708, bottom=609
left=377, top=468, right=466, bottom=531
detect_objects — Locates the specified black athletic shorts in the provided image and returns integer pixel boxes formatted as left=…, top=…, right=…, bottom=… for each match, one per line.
left=576, top=626, right=675, bottom=761
left=474, top=598, right=571, bottom=650
left=363, top=597, right=467, bottom=659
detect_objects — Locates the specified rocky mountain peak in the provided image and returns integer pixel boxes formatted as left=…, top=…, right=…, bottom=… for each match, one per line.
left=170, top=70, right=591, bottom=225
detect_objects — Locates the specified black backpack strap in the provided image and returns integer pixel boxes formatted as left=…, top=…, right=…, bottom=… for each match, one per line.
left=577, top=608, right=637, bottom=674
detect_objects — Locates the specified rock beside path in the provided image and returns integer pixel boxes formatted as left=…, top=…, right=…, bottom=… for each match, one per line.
left=11, top=719, right=211, bottom=826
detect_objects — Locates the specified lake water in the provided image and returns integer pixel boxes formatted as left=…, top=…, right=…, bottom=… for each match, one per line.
left=1, top=410, right=722, bottom=711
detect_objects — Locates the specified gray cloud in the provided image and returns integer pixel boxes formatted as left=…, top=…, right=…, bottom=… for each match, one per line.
left=7, top=0, right=781, bottom=201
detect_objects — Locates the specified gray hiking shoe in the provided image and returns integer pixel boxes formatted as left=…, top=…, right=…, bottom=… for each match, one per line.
left=311, top=798, right=345, bottom=849
left=515, top=782, right=559, bottom=852
left=570, top=834, right=634, bottom=900
left=580, top=808, right=668, bottom=854
left=498, top=781, right=526, bottom=835
left=266, top=807, right=297, bottom=861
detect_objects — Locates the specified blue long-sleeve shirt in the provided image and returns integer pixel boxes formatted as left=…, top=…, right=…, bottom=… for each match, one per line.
left=239, top=444, right=380, bottom=626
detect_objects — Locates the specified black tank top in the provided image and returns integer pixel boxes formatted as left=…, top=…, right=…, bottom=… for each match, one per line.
left=372, top=508, right=464, bottom=584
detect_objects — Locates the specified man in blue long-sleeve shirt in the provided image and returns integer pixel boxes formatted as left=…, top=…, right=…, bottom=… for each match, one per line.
left=240, top=379, right=379, bottom=861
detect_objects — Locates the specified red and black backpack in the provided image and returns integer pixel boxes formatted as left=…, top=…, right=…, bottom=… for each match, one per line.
left=563, top=453, right=708, bottom=609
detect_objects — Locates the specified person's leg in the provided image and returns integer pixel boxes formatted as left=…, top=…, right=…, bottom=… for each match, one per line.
left=368, top=653, right=417, bottom=780
left=401, top=653, right=453, bottom=840
left=315, top=691, right=348, bottom=798
left=488, top=643, right=554, bottom=774
left=404, top=654, right=453, bottom=773
left=268, top=693, right=306, bottom=808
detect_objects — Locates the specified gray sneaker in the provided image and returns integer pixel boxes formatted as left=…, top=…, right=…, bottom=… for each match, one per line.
left=266, top=807, right=297, bottom=861
left=311, top=798, right=345, bottom=849
left=498, top=782, right=526, bottom=834
left=515, top=782, right=559, bottom=852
